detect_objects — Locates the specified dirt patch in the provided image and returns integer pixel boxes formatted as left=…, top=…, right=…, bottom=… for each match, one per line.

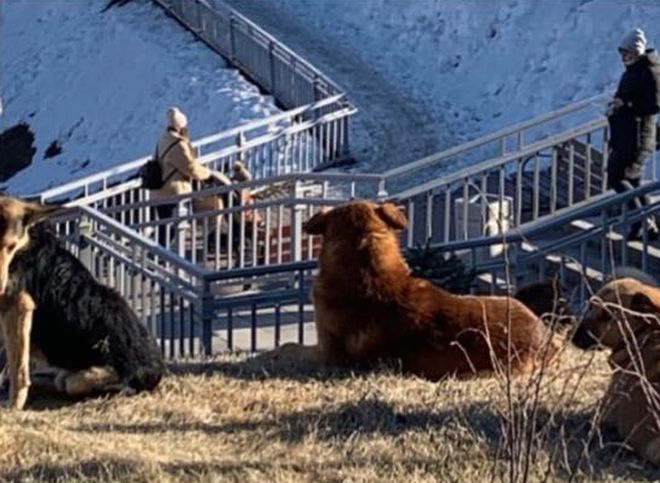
left=44, top=140, right=62, bottom=159
left=0, top=123, right=36, bottom=182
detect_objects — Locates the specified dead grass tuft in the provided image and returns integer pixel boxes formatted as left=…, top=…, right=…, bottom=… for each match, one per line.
left=0, top=346, right=658, bottom=482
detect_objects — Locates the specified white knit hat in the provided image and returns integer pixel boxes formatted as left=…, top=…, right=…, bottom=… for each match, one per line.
left=619, top=28, right=647, bottom=55
left=167, top=106, right=188, bottom=130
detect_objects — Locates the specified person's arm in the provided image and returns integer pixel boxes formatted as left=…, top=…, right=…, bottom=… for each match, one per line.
left=169, top=141, right=211, bottom=181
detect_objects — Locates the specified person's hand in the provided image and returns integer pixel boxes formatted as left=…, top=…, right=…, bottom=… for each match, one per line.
left=611, top=98, right=624, bottom=109
left=209, top=169, right=232, bottom=186
left=607, top=97, right=625, bottom=116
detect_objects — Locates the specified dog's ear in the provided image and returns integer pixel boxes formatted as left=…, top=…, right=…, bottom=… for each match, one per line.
left=375, top=203, right=408, bottom=230
left=303, top=210, right=327, bottom=235
left=22, top=201, right=64, bottom=227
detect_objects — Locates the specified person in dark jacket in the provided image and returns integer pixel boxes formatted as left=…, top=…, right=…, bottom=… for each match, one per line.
left=607, top=28, right=660, bottom=240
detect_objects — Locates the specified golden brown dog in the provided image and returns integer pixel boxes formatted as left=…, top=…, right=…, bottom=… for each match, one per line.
left=573, top=278, right=660, bottom=466
left=269, top=201, right=556, bottom=380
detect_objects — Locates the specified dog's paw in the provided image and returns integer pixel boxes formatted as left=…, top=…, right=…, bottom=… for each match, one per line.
left=54, top=370, right=72, bottom=392
left=5, top=386, right=29, bottom=410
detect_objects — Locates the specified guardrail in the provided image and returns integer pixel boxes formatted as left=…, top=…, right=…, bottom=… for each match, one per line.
left=54, top=205, right=210, bottom=359
left=428, top=180, right=660, bottom=308
left=154, top=0, right=350, bottom=114
left=380, top=93, right=610, bottom=196
left=392, top=119, right=611, bottom=248
left=150, top=0, right=357, bottom=180
left=87, top=172, right=383, bottom=270
left=54, top=203, right=323, bottom=357
left=33, top=96, right=356, bottom=206
left=203, top=261, right=317, bottom=353
left=37, top=93, right=659, bottom=358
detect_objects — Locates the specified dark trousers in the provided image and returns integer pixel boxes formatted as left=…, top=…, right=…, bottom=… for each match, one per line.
left=154, top=203, right=176, bottom=246
left=607, top=150, right=654, bottom=235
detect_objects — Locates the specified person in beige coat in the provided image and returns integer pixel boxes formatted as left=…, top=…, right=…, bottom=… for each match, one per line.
left=151, top=107, right=212, bottom=245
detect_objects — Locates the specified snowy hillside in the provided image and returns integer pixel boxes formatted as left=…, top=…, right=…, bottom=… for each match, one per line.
left=3, top=0, right=660, bottom=193
left=224, top=0, right=660, bottom=171
left=0, top=0, right=280, bottom=195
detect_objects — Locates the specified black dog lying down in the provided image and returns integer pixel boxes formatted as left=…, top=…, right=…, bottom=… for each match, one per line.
left=0, top=197, right=164, bottom=409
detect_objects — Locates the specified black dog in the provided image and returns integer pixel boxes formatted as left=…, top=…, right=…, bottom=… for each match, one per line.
left=0, top=196, right=164, bottom=408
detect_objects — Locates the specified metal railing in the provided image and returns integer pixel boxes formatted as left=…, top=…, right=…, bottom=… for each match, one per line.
left=54, top=206, right=209, bottom=359
left=429, top=180, right=660, bottom=308
left=203, top=261, right=318, bottom=353
left=392, top=119, right=611, bottom=248
left=90, top=172, right=383, bottom=270
left=33, top=96, right=356, bottom=207
left=36, top=93, right=660, bottom=359
left=381, top=93, right=610, bottom=195
left=54, top=203, right=322, bottom=357
left=154, top=0, right=350, bottom=114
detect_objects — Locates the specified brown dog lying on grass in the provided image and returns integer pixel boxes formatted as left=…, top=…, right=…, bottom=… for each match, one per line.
left=573, top=278, right=660, bottom=466
left=268, top=201, right=557, bottom=380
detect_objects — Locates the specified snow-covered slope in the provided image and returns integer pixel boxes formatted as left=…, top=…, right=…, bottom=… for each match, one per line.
left=4, top=0, right=660, bottom=191
left=1, top=0, right=280, bottom=195
left=225, top=0, right=660, bottom=171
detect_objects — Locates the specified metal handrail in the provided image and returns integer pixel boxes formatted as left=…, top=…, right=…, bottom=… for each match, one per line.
left=390, top=117, right=608, bottom=200
left=77, top=205, right=209, bottom=279
left=203, top=259, right=317, bottom=283
left=33, top=96, right=349, bottom=202
left=433, top=181, right=660, bottom=252
left=383, top=93, right=609, bottom=180
left=154, top=0, right=350, bottom=108
left=194, top=93, right=345, bottom=146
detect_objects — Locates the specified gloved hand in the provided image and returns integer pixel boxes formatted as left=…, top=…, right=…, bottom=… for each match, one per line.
left=208, top=170, right=232, bottom=186
left=607, top=97, right=625, bottom=117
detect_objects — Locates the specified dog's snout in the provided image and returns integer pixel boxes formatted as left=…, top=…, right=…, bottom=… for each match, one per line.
left=572, top=320, right=600, bottom=350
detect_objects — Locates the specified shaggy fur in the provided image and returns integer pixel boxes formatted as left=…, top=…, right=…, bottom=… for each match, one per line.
left=268, top=201, right=557, bottom=380
left=573, top=278, right=660, bottom=466
left=0, top=197, right=164, bottom=408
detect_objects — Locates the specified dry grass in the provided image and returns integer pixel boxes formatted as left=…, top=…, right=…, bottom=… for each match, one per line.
left=0, top=343, right=657, bottom=483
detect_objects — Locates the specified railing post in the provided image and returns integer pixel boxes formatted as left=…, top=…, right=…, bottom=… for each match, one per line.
left=77, top=217, right=94, bottom=274
left=290, top=181, right=304, bottom=263
left=229, top=14, right=237, bottom=63
left=201, top=280, right=214, bottom=357
left=507, top=243, right=523, bottom=295
left=268, top=40, right=276, bottom=93
left=377, top=178, right=389, bottom=201
left=341, top=115, right=350, bottom=159
left=175, top=201, right=190, bottom=281
left=236, top=131, right=246, bottom=164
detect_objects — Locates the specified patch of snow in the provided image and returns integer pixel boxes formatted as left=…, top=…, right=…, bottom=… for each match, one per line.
left=5, top=0, right=660, bottom=189
left=224, top=0, right=660, bottom=173
left=1, top=0, right=280, bottom=195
